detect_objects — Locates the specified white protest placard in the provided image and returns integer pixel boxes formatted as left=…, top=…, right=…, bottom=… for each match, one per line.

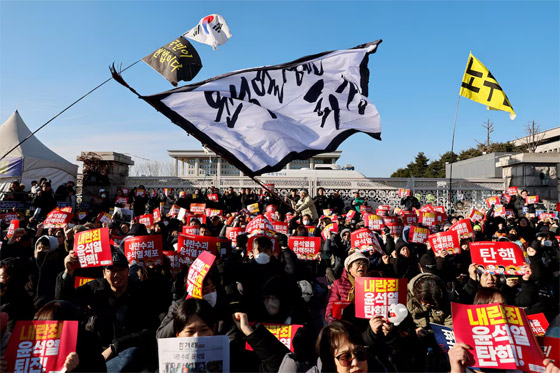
left=158, top=335, right=229, bottom=372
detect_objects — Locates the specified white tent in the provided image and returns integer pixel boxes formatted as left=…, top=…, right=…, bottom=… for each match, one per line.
left=0, top=111, right=78, bottom=193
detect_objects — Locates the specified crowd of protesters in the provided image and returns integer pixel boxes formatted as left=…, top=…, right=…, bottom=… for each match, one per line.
left=0, top=178, right=559, bottom=372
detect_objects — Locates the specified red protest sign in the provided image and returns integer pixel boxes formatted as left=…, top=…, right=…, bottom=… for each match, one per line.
left=486, top=196, right=501, bottom=208
left=110, top=235, right=124, bottom=246
left=322, top=208, right=333, bottom=217
left=321, top=223, right=338, bottom=240
left=163, top=250, right=187, bottom=275
left=501, top=194, right=512, bottom=205
left=74, top=276, right=95, bottom=288
left=272, top=221, right=289, bottom=234
left=351, top=228, right=383, bottom=254
left=493, top=205, right=506, bottom=218
left=7, top=219, right=19, bottom=238
left=398, top=189, right=411, bottom=198
left=124, top=235, right=163, bottom=266
left=115, top=196, right=129, bottom=205
left=469, top=208, right=485, bottom=222
left=527, top=313, right=549, bottom=337
left=207, top=193, right=218, bottom=201
left=345, top=210, right=357, bottom=222
left=419, top=204, right=434, bottom=213
left=538, top=336, right=560, bottom=363
left=539, top=213, right=556, bottom=221
left=186, top=251, right=215, bottom=299
left=419, top=211, right=436, bottom=227
left=375, top=205, right=390, bottom=216
left=96, top=212, right=112, bottom=224
left=135, top=188, right=146, bottom=197
left=183, top=226, right=200, bottom=235
left=526, top=196, right=539, bottom=204
left=401, top=211, right=418, bottom=225
left=355, top=277, right=408, bottom=319
left=450, top=219, right=474, bottom=239
left=153, top=208, right=161, bottom=223
left=1, top=212, right=19, bottom=224
left=505, top=186, right=519, bottom=196
left=365, top=214, right=384, bottom=231
left=245, top=214, right=274, bottom=234
left=382, top=216, right=398, bottom=225
left=246, top=324, right=302, bottom=352
left=332, top=301, right=352, bottom=320
left=190, top=203, right=206, bottom=214
left=74, top=228, right=112, bottom=268
left=205, top=208, right=223, bottom=217
left=359, top=205, right=373, bottom=214
left=167, top=204, right=181, bottom=218
left=451, top=303, right=544, bottom=372
left=138, top=214, right=154, bottom=228
left=385, top=222, right=403, bottom=235
left=470, top=241, right=528, bottom=275
left=43, top=209, right=73, bottom=229
left=408, top=226, right=430, bottom=244
left=288, top=237, right=321, bottom=260
left=428, top=231, right=460, bottom=255
left=5, top=320, right=79, bottom=373
left=225, top=227, right=243, bottom=247
left=177, top=233, right=230, bottom=263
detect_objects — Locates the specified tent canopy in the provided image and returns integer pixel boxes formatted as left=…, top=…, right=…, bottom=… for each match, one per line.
left=0, top=111, right=78, bottom=190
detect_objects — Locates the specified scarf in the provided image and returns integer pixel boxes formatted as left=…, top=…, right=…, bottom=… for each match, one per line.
left=347, top=273, right=356, bottom=302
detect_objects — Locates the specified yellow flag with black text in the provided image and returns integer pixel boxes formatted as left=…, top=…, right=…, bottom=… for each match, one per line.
left=460, top=53, right=516, bottom=120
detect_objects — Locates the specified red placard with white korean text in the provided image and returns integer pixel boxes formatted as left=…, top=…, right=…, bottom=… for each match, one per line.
left=177, top=233, right=230, bottom=263
left=122, top=187, right=129, bottom=196
left=539, top=213, right=556, bottom=221
left=153, top=208, right=161, bottom=223
left=43, top=209, right=73, bottom=229
left=382, top=216, right=398, bottom=225
left=451, top=303, right=544, bottom=372
left=401, top=211, right=418, bottom=225
left=74, top=228, right=112, bottom=268
left=205, top=208, right=223, bottom=217
left=5, top=320, right=79, bottom=373
left=7, top=219, right=19, bottom=238
left=1, top=212, right=18, bottom=224
left=486, top=196, right=501, bottom=208
left=408, top=226, right=429, bottom=244
left=398, top=189, right=411, bottom=198
left=265, top=211, right=279, bottom=222
left=355, top=277, right=408, bottom=319
left=385, top=222, right=403, bottom=235
left=333, top=301, right=352, bottom=320
left=501, top=194, right=512, bottom=205
left=186, top=251, right=215, bottom=299
left=272, top=221, right=289, bottom=234
left=288, top=237, right=321, bottom=260
left=351, top=228, right=383, bottom=254
left=245, top=214, right=274, bottom=234
left=537, top=336, right=560, bottom=363
left=225, top=227, right=243, bottom=247
left=97, top=212, right=112, bottom=224
left=428, top=231, right=460, bottom=255
left=419, top=204, right=434, bottom=213
left=526, top=196, right=539, bottom=204
left=110, top=235, right=124, bottom=246
left=74, top=276, right=95, bottom=288
left=190, top=203, right=206, bottom=214
left=365, top=214, right=384, bottom=231
left=321, top=223, right=338, bottom=240
left=246, top=324, right=303, bottom=352
left=375, top=205, right=390, bottom=216
left=493, top=205, right=506, bottom=217
left=124, top=235, right=163, bottom=266
left=470, top=241, right=527, bottom=275
left=138, top=214, right=154, bottom=228
left=345, top=210, right=356, bottom=222
left=359, top=205, right=373, bottom=214
left=167, top=205, right=181, bottom=218
left=207, top=193, right=218, bottom=201
left=115, top=196, right=129, bottom=206
left=527, top=313, right=549, bottom=337
left=419, top=211, right=436, bottom=227
left=163, top=250, right=187, bottom=275
left=450, top=219, right=474, bottom=239
left=469, top=208, right=485, bottom=222
left=505, top=186, right=519, bottom=196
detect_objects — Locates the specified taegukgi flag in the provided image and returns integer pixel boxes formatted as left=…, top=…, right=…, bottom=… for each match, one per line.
left=184, top=14, right=232, bottom=50
left=459, top=52, right=516, bottom=119
left=141, top=40, right=383, bottom=176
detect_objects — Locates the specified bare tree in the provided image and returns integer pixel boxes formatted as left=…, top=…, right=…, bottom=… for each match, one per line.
left=523, top=120, right=545, bottom=153
left=130, top=160, right=175, bottom=176
left=474, top=119, right=494, bottom=153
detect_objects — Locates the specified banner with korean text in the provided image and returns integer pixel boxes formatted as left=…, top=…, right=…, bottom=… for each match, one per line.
left=408, top=226, right=429, bottom=244
left=124, top=235, right=163, bottom=266
left=470, top=241, right=527, bottom=275
left=351, top=228, right=383, bottom=254
left=288, top=237, right=321, bottom=260
left=355, top=277, right=407, bottom=318
left=158, top=335, right=229, bottom=373
left=177, top=233, right=230, bottom=263
left=74, top=227, right=112, bottom=268
left=43, top=208, right=73, bottom=229
left=428, top=231, right=460, bottom=255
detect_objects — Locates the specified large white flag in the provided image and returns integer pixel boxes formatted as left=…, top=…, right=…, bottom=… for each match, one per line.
left=142, top=41, right=382, bottom=176
left=183, top=14, right=232, bottom=50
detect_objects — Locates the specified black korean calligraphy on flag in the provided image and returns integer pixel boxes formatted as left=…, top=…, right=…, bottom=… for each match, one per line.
left=142, top=36, right=202, bottom=87
left=139, top=41, right=382, bottom=176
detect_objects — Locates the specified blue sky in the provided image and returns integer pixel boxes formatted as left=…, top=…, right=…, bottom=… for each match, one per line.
left=1, top=0, right=558, bottom=177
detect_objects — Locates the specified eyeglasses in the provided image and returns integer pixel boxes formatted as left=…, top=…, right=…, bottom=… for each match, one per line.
left=335, top=346, right=368, bottom=367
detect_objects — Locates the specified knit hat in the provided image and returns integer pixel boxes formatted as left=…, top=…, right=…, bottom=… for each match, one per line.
left=419, top=254, right=437, bottom=274
left=340, top=228, right=351, bottom=237
left=344, top=251, right=368, bottom=272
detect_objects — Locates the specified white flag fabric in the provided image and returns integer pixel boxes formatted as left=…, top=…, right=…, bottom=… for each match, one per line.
left=142, top=41, right=382, bottom=176
left=183, top=14, right=232, bottom=50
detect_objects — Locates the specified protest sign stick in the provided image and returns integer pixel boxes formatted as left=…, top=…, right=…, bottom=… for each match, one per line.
left=448, top=96, right=461, bottom=212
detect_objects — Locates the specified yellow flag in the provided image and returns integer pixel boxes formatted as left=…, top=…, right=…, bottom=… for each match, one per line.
left=459, top=52, right=516, bottom=119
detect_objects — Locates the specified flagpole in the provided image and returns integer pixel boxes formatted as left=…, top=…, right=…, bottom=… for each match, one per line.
left=449, top=96, right=461, bottom=212
left=248, top=175, right=296, bottom=213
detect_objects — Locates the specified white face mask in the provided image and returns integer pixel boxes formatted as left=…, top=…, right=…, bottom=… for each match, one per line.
left=302, top=220, right=310, bottom=226
left=264, top=298, right=280, bottom=315
left=255, top=252, right=270, bottom=265
left=163, top=221, right=169, bottom=226
left=101, top=193, right=107, bottom=198
left=203, top=291, right=217, bottom=308
left=543, top=240, right=552, bottom=247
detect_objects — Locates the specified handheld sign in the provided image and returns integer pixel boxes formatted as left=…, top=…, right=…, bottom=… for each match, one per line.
left=451, top=302, right=544, bottom=372
left=288, top=237, right=321, bottom=260
left=505, top=186, right=519, bottom=196
left=6, top=219, right=19, bottom=238
left=74, top=276, right=95, bottom=288
left=419, top=211, right=436, bottom=227
left=526, top=196, right=539, bottom=204
left=365, top=214, right=384, bottom=231
left=486, top=196, right=501, bottom=208
left=5, top=320, right=79, bottom=373
left=351, top=228, right=383, bottom=254
left=401, top=211, right=418, bottom=225
left=527, top=313, right=549, bottom=337
left=158, top=335, right=229, bottom=373
left=43, top=208, right=73, bottom=229
left=245, top=214, right=274, bottom=235
left=207, top=193, right=218, bottom=201
left=272, top=221, right=289, bottom=234
left=450, top=219, right=474, bottom=239
left=163, top=250, right=187, bottom=275
left=428, top=231, right=461, bottom=255
left=398, top=189, right=411, bottom=198
left=430, top=323, right=456, bottom=352
left=321, top=223, right=338, bottom=240
left=408, top=226, right=430, bottom=244
left=74, top=227, right=112, bottom=268
left=124, top=235, right=163, bottom=266
left=225, top=227, right=243, bottom=247
left=470, top=241, right=527, bottom=275
left=177, top=233, right=230, bottom=263
left=190, top=203, right=206, bottom=214
left=246, top=324, right=303, bottom=352
left=469, top=208, right=485, bottom=222
left=355, top=277, right=408, bottom=318
left=138, top=214, right=154, bottom=229
left=153, top=208, right=161, bottom=223
left=186, top=251, right=215, bottom=299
